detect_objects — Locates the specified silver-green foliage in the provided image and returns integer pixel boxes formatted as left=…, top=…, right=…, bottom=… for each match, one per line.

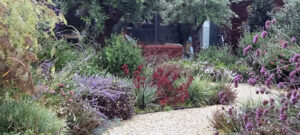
left=272, top=0, right=300, bottom=44
left=0, top=99, right=66, bottom=134
left=160, top=0, right=235, bottom=28
left=187, top=76, right=216, bottom=106
left=136, top=86, right=157, bottom=109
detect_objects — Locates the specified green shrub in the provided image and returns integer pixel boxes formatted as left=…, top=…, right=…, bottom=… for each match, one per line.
left=76, top=52, right=105, bottom=76
left=100, top=35, right=143, bottom=76
left=34, top=47, right=98, bottom=92
left=195, top=46, right=251, bottom=79
left=37, top=40, right=82, bottom=71
left=142, top=64, right=155, bottom=80
left=273, top=0, right=300, bottom=44
left=37, top=39, right=104, bottom=76
left=197, top=46, right=239, bottom=66
left=0, top=88, right=22, bottom=105
left=0, top=99, right=66, bottom=134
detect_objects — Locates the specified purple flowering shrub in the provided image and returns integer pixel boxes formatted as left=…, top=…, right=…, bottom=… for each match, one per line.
left=211, top=17, right=300, bottom=134
left=240, top=19, right=300, bottom=79
left=210, top=105, right=290, bottom=134
left=73, top=75, right=135, bottom=120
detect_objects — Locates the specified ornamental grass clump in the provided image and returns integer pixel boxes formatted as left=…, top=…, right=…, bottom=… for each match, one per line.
left=186, top=75, right=237, bottom=106
left=74, top=75, right=135, bottom=120
left=0, top=99, right=66, bottom=134
left=187, top=76, right=215, bottom=106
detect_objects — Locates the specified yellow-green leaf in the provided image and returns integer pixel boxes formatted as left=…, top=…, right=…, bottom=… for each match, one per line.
left=50, top=46, right=56, bottom=59
left=51, top=66, right=55, bottom=77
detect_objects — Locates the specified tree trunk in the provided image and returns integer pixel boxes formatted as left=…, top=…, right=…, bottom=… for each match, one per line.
left=191, top=26, right=201, bottom=53
left=97, top=12, right=123, bottom=50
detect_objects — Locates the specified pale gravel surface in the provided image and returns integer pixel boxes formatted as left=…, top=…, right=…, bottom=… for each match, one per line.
left=103, top=84, right=278, bottom=135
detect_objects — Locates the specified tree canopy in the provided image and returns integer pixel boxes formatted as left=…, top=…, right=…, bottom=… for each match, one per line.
left=159, top=0, right=237, bottom=52
left=54, top=0, right=240, bottom=50
left=54, top=0, right=161, bottom=47
left=160, top=0, right=236, bottom=29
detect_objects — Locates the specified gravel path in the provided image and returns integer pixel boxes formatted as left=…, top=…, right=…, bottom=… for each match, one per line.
left=103, top=84, right=277, bottom=135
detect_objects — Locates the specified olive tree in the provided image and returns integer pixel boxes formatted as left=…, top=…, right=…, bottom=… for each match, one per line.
left=160, top=0, right=237, bottom=52
left=54, top=0, right=161, bottom=48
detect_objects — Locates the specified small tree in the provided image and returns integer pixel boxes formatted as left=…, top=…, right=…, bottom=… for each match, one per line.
left=160, top=0, right=236, bottom=52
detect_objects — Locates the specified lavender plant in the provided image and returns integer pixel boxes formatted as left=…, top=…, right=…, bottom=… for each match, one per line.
left=73, top=75, right=135, bottom=120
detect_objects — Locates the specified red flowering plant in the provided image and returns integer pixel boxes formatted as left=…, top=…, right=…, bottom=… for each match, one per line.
left=122, top=64, right=157, bottom=109
left=211, top=18, right=300, bottom=134
left=152, top=64, right=193, bottom=106
left=133, top=65, right=146, bottom=90
left=122, top=64, right=146, bottom=90
left=121, top=64, right=130, bottom=76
